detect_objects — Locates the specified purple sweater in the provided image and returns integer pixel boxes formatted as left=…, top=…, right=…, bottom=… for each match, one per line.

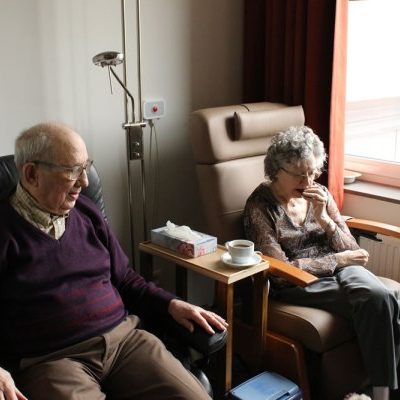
left=0, top=194, right=175, bottom=369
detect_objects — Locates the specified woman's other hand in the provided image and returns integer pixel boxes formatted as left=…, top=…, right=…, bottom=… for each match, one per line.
left=335, top=249, right=369, bottom=268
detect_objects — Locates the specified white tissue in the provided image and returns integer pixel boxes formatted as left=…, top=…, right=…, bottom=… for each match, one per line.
left=164, top=220, right=202, bottom=242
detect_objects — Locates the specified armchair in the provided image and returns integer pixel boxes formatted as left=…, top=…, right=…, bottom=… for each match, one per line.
left=189, top=103, right=400, bottom=400
left=0, top=154, right=226, bottom=398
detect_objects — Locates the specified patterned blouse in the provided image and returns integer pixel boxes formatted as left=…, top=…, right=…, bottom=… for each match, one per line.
left=243, top=182, right=360, bottom=287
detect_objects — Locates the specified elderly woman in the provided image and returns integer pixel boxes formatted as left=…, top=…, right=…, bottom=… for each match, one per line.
left=243, top=126, right=399, bottom=400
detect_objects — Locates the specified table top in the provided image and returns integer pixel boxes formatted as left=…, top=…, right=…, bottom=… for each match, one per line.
left=139, top=241, right=269, bottom=284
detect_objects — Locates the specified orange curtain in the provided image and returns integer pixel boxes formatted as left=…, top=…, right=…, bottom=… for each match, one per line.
left=243, top=0, right=348, bottom=208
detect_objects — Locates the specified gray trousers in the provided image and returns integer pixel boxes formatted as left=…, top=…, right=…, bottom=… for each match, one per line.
left=14, top=315, right=211, bottom=400
left=275, top=266, right=400, bottom=388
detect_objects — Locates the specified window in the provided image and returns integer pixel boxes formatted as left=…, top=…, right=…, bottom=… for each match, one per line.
left=345, top=0, right=400, bottom=187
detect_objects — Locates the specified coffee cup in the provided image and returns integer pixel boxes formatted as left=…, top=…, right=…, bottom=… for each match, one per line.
left=225, top=239, right=260, bottom=264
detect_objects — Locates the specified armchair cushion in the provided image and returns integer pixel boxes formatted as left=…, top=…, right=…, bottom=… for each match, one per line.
left=233, top=105, right=305, bottom=140
left=196, top=157, right=264, bottom=242
left=190, top=102, right=293, bottom=164
left=268, top=299, right=354, bottom=353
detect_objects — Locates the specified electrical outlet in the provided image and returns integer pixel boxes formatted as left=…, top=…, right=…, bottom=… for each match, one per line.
left=143, top=100, right=165, bottom=120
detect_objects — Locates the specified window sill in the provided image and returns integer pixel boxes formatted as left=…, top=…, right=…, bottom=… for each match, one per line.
left=344, top=181, right=400, bottom=205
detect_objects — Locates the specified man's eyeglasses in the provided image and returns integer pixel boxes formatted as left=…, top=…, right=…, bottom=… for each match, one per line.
left=32, top=160, right=93, bottom=181
left=281, top=167, right=320, bottom=180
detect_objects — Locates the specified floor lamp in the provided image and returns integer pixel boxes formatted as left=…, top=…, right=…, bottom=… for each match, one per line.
left=92, top=0, right=147, bottom=266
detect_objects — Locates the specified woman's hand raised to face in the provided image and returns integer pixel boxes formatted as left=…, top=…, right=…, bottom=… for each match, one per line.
left=301, top=185, right=330, bottom=225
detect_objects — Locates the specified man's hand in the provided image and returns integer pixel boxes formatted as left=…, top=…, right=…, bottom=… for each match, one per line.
left=0, top=367, right=28, bottom=400
left=168, top=299, right=228, bottom=335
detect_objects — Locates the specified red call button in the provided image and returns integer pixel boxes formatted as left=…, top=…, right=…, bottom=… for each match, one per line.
left=152, top=106, right=158, bottom=113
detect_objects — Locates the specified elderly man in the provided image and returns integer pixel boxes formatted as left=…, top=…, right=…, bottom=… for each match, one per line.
left=0, top=122, right=226, bottom=400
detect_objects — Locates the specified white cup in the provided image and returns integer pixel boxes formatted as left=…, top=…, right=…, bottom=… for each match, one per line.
left=225, top=239, right=259, bottom=264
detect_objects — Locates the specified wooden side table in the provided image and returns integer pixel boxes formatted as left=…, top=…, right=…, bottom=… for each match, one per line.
left=139, top=241, right=269, bottom=396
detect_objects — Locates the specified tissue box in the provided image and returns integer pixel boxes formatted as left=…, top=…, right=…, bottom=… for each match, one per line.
left=151, top=226, right=217, bottom=258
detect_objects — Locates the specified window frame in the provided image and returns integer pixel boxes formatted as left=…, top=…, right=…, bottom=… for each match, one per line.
left=344, top=155, right=400, bottom=188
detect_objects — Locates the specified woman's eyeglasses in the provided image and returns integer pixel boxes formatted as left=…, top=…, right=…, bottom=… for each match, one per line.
left=281, top=167, right=320, bottom=180
left=32, top=160, right=93, bottom=181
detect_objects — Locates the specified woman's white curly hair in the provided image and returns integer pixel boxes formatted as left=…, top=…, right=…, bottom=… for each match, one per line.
left=264, top=126, right=327, bottom=181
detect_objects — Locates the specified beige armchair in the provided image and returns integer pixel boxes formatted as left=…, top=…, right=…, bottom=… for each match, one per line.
left=189, top=102, right=400, bottom=400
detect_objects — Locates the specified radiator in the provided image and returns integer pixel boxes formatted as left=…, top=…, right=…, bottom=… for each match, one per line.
left=361, top=236, right=400, bottom=281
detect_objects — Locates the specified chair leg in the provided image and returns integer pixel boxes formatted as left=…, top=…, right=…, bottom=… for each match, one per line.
left=265, top=331, right=311, bottom=400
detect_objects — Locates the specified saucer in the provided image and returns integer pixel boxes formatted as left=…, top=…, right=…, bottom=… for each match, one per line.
left=220, top=252, right=262, bottom=268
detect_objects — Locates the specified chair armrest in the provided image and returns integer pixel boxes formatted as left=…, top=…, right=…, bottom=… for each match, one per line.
left=261, top=255, right=318, bottom=287
left=345, top=217, right=400, bottom=239
left=164, top=317, right=227, bottom=356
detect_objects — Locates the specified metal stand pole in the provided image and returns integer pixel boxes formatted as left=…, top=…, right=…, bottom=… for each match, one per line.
left=135, top=0, right=148, bottom=241
left=120, top=0, right=148, bottom=269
